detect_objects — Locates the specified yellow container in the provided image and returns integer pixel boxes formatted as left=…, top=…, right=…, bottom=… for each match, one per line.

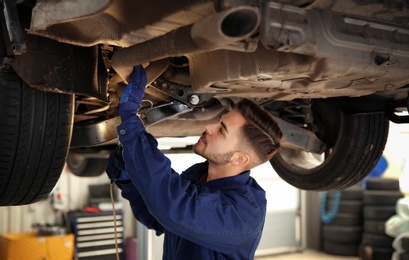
left=0, top=232, right=74, bottom=260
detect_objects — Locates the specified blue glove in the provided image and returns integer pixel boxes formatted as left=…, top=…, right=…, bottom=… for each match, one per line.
left=106, top=146, right=130, bottom=184
left=119, top=65, right=147, bottom=121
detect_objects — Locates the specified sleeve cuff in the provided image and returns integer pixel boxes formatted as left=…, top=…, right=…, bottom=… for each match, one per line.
left=117, top=116, right=146, bottom=142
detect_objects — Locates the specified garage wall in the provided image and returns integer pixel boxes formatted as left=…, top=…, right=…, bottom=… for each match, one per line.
left=0, top=167, right=135, bottom=238
left=382, top=122, right=409, bottom=194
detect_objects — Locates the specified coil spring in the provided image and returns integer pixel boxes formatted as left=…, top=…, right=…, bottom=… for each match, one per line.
left=282, top=100, right=312, bottom=128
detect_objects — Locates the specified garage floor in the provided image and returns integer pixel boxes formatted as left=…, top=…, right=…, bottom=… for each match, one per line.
left=256, top=250, right=359, bottom=259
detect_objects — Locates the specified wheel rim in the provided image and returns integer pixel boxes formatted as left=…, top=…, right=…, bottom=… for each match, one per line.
left=274, top=108, right=342, bottom=175
left=269, top=104, right=389, bottom=190
left=278, top=148, right=326, bottom=170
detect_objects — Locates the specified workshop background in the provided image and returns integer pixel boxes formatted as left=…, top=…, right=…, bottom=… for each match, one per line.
left=1, top=121, right=409, bottom=260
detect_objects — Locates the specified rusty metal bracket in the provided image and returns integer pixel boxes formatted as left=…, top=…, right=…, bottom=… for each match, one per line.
left=150, top=78, right=214, bottom=107
left=2, top=0, right=26, bottom=55
left=385, top=98, right=409, bottom=124
left=141, top=101, right=193, bottom=126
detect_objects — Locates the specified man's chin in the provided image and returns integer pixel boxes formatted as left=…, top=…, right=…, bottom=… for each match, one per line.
left=192, top=143, right=203, bottom=156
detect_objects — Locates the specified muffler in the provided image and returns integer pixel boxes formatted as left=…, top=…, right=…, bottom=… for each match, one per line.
left=111, top=6, right=260, bottom=82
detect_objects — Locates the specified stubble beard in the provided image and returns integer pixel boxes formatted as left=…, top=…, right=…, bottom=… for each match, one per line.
left=193, top=142, right=235, bottom=166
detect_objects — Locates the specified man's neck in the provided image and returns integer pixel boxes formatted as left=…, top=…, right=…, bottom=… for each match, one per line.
left=205, top=162, right=244, bottom=182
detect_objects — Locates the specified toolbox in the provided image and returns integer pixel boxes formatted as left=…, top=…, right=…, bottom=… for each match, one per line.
left=68, top=210, right=124, bottom=260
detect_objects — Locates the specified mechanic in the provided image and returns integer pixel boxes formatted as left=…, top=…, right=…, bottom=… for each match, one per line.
left=106, top=65, right=283, bottom=259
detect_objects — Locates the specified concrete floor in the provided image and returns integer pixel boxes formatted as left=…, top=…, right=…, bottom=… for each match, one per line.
left=256, top=250, right=359, bottom=260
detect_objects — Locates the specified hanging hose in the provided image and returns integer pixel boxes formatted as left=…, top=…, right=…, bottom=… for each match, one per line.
left=320, top=191, right=342, bottom=224
left=110, top=181, right=120, bottom=260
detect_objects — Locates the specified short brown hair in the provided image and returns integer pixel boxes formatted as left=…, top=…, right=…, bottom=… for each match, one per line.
left=235, top=99, right=282, bottom=165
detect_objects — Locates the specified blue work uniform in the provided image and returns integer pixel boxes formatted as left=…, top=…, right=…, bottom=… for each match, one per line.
left=116, top=116, right=267, bottom=259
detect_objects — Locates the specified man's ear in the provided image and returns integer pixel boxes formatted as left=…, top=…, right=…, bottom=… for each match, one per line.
left=231, top=152, right=250, bottom=167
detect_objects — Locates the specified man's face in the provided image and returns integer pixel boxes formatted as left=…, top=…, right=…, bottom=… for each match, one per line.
left=193, top=110, right=246, bottom=165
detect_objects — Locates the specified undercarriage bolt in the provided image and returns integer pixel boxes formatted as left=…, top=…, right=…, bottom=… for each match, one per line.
left=190, top=95, right=200, bottom=105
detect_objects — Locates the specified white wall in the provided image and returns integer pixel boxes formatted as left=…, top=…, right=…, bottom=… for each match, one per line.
left=381, top=122, right=409, bottom=194
left=0, top=166, right=135, bottom=238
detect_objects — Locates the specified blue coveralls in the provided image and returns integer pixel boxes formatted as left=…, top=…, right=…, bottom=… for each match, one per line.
left=116, top=116, right=267, bottom=259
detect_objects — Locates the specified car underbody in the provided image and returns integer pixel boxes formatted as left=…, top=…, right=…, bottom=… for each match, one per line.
left=0, top=0, right=408, bottom=205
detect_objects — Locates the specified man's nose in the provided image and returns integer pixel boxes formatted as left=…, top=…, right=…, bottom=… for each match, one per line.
left=204, top=123, right=216, bottom=135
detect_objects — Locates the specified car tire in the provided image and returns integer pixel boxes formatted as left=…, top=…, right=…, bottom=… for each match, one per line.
left=366, top=178, right=400, bottom=191
left=363, top=190, right=404, bottom=206
left=360, top=245, right=394, bottom=260
left=401, top=237, right=409, bottom=251
left=328, top=185, right=364, bottom=200
left=364, top=220, right=387, bottom=234
left=362, top=233, right=394, bottom=247
left=330, top=213, right=362, bottom=226
left=363, top=206, right=396, bottom=220
left=270, top=111, right=389, bottom=191
left=328, top=200, right=363, bottom=215
left=323, top=241, right=359, bottom=256
left=0, top=72, right=74, bottom=206
left=394, top=252, right=409, bottom=260
left=66, top=154, right=108, bottom=177
left=322, top=225, right=363, bottom=243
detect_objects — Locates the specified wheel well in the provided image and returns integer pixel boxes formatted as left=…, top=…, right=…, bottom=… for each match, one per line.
left=1, top=5, right=109, bottom=100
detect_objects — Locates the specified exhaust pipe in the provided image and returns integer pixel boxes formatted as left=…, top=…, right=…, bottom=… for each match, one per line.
left=111, top=6, right=260, bottom=82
